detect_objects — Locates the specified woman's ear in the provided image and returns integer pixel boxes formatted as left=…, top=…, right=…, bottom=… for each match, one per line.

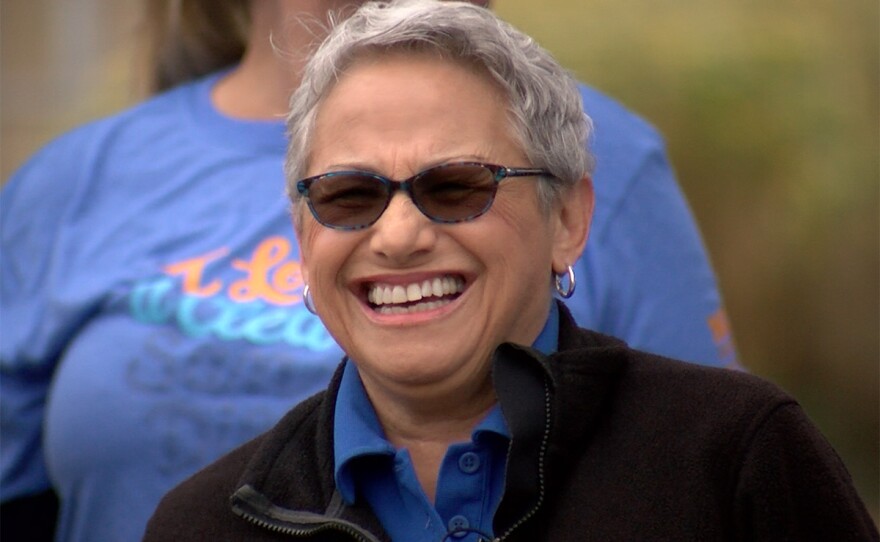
left=551, top=175, right=594, bottom=274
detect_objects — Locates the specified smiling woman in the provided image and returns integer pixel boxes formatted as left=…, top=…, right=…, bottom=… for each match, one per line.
left=292, top=52, right=591, bottom=424
left=143, top=1, right=877, bottom=541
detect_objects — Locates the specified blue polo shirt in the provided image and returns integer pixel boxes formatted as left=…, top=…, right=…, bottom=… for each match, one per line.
left=334, top=303, right=559, bottom=541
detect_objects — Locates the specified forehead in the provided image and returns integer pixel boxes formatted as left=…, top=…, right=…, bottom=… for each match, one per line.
left=307, top=51, right=523, bottom=174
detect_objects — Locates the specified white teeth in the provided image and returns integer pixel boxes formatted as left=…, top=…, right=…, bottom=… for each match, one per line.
left=391, top=285, right=407, bottom=303
left=368, top=276, right=464, bottom=310
left=406, top=283, right=423, bottom=301
left=375, top=299, right=449, bottom=315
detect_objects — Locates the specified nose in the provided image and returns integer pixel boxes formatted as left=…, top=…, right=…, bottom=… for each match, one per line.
left=368, top=191, right=437, bottom=263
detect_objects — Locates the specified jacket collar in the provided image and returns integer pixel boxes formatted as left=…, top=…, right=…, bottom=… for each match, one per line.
left=492, top=301, right=628, bottom=536
left=230, top=362, right=390, bottom=540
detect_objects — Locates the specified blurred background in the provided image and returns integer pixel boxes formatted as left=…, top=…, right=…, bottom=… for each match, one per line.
left=2, top=0, right=877, bottom=520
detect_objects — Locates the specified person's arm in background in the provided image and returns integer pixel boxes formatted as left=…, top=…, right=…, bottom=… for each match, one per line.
left=568, top=84, right=739, bottom=368
left=0, top=4, right=222, bottom=535
left=0, top=131, right=99, bottom=541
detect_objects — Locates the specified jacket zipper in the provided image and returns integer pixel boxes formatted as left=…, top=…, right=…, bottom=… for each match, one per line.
left=231, top=486, right=382, bottom=542
left=495, top=378, right=552, bottom=541
left=232, top=348, right=553, bottom=542
left=235, top=508, right=373, bottom=541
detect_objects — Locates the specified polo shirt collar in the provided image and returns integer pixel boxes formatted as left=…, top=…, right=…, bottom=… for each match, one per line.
left=333, top=301, right=559, bottom=504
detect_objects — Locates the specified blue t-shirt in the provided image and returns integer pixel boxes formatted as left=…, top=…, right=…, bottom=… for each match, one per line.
left=333, top=303, right=560, bottom=542
left=1, top=71, right=735, bottom=541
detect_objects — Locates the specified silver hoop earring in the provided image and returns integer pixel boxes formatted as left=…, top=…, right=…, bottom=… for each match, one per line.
left=303, top=284, right=318, bottom=315
left=554, top=265, right=576, bottom=298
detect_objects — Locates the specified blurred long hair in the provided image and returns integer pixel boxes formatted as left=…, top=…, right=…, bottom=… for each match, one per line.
left=139, top=0, right=251, bottom=94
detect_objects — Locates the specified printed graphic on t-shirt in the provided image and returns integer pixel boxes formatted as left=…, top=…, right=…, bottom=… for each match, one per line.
left=708, top=308, right=737, bottom=367
left=128, top=235, right=334, bottom=351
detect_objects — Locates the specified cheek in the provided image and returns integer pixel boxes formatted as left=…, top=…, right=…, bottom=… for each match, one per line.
left=482, top=201, right=556, bottom=280
left=297, top=220, right=340, bottom=284
left=298, top=224, right=366, bottom=296
left=487, top=191, right=553, bottom=246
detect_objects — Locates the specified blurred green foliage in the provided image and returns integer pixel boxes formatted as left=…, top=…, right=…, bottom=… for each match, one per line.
left=495, top=0, right=879, bottom=518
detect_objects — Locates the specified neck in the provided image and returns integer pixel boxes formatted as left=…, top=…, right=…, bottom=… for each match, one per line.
left=212, top=0, right=357, bottom=119
left=362, top=371, right=497, bottom=503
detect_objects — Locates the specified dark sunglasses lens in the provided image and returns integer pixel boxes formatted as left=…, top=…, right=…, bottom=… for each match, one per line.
left=414, top=165, right=497, bottom=222
left=308, top=174, right=388, bottom=228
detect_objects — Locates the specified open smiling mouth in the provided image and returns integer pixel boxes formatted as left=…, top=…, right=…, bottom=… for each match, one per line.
left=366, top=275, right=465, bottom=315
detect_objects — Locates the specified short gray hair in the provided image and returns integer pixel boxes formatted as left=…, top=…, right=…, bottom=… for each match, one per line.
left=285, top=0, right=593, bottom=216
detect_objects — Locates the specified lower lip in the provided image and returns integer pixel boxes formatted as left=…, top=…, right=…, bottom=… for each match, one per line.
left=363, top=293, right=463, bottom=325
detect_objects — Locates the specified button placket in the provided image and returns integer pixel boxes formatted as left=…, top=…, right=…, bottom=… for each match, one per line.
left=458, top=451, right=481, bottom=474
left=447, top=514, right=470, bottom=538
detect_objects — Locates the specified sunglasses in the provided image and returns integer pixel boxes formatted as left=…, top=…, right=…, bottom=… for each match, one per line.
left=296, top=162, right=551, bottom=230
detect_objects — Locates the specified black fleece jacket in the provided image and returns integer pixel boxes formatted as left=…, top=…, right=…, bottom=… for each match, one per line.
left=144, top=303, right=877, bottom=541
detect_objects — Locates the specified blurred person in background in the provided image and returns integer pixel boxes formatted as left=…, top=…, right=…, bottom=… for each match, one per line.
left=0, top=0, right=736, bottom=540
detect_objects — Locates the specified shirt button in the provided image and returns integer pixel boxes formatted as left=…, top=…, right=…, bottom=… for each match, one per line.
left=448, top=515, right=470, bottom=537
left=458, top=451, right=481, bottom=474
